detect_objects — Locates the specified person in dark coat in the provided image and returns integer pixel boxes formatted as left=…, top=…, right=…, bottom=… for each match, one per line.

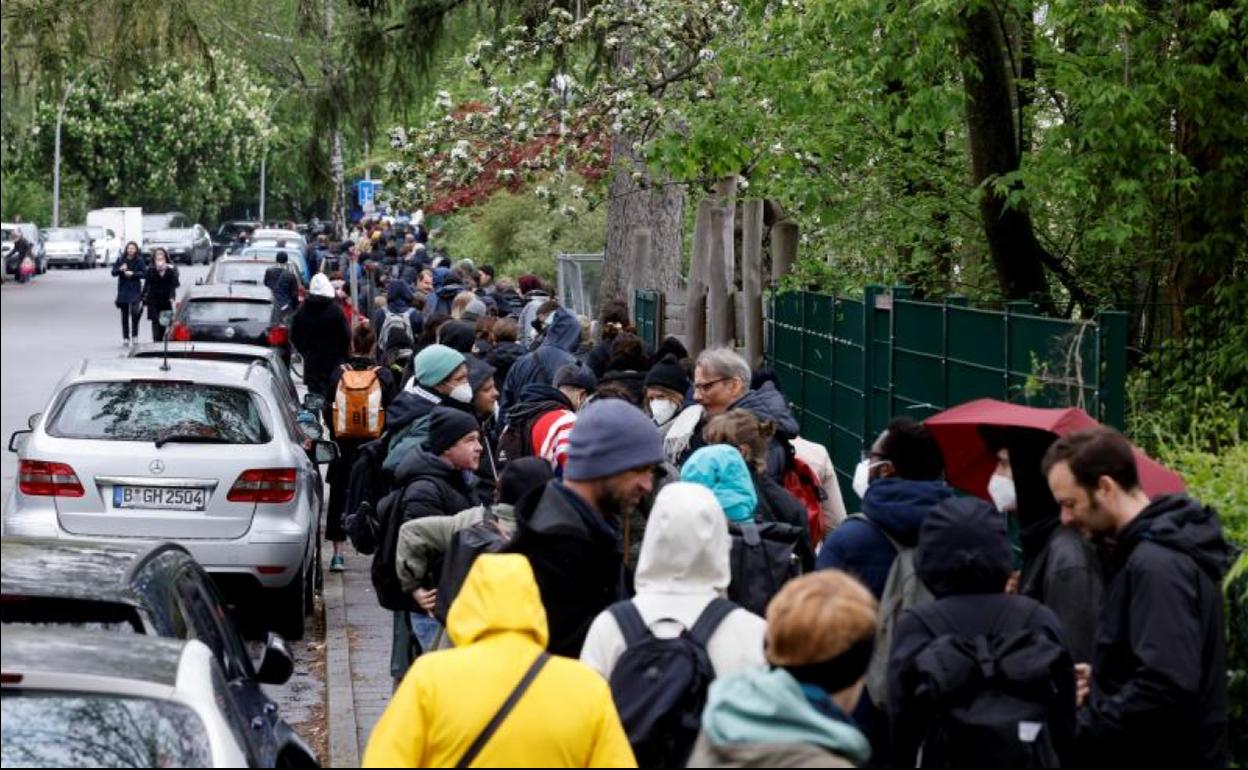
left=466, top=356, right=500, bottom=496
left=142, top=248, right=180, bottom=343
left=982, top=425, right=1103, bottom=663
left=325, top=323, right=396, bottom=572
left=531, top=302, right=582, bottom=354
left=1043, top=428, right=1232, bottom=768
left=506, top=400, right=665, bottom=657
left=499, top=341, right=578, bottom=423
left=291, top=273, right=351, bottom=399
left=112, top=241, right=146, bottom=344
left=599, top=332, right=648, bottom=405
left=394, top=407, right=483, bottom=655
left=370, top=278, right=424, bottom=343
left=436, top=318, right=477, bottom=354
left=264, top=252, right=301, bottom=318
left=888, top=497, right=1076, bottom=768
left=485, top=318, right=526, bottom=385
left=586, top=299, right=632, bottom=378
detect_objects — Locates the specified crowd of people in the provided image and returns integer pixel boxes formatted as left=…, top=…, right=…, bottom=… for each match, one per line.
left=276, top=217, right=1232, bottom=769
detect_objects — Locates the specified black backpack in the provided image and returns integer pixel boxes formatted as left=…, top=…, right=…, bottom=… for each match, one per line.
left=433, top=506, right=513, bottom=624
left=607, top=598, right=736, bottom=768
left=726, top=522, right=804, bottom=616
left=370, top=489, right=418, bottom=612
left=905, top=602, right=1072, bottom=768
left=342, top=438, right=393, bottom=554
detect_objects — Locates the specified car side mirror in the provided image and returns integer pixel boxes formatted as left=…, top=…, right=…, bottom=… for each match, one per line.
left=302, top=393, right=326, bottom=412
left=256, top=633, right=294, bottom=685
left=313, top=440, right=339, bottom=464
left=27, top=413, right=41, bottom=430
left=297, top=414, right=323, bottom=441
left=9, top=430, right=32, bottom=454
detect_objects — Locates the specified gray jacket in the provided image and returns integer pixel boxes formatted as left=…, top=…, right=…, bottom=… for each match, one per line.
left=396, top=503, right=517, bottom=594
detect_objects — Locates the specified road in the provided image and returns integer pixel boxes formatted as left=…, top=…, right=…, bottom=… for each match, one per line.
left=0, top=263, right=328, bottom=757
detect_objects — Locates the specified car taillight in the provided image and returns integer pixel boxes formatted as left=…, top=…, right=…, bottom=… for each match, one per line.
left=267, top=325, right=288, bottom=347
left=18, top=461, right=85, bottom=498
left=171, top=322, right=192, bottom=342
left=228, top=468, right=297, bottom=504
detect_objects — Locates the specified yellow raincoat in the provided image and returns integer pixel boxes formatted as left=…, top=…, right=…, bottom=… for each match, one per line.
left=363, top=554, right=637, bottom=768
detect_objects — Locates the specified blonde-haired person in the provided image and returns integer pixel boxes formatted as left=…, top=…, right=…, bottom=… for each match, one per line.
left=689, top=570, right=877, bottom=767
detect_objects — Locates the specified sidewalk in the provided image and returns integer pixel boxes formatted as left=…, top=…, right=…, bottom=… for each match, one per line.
left=325, top=548, right=394, bottom=768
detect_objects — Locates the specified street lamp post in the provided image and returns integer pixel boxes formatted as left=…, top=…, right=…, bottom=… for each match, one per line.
left=52, top=79, right=80, bottom=228
left=258, top=89, right=292, bottom=225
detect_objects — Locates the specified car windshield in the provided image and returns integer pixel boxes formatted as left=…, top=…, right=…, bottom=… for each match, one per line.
left=185, top=299, right=273, bottom=324
left=0, top=597, right=144, bottom=634
left=43, top=229, right=80, bottom=241
left=211, top=262, right=275, bottom=286
left=1, top=691, right=212, bottom=768
left=47, top=381, right=270, bottom=444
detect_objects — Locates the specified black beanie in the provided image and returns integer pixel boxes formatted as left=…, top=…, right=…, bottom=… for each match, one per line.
left=644, top=354, right=690, bottom=395
left=428, top=407, right=480, bottom=456
left=498, top=457, right=553, bottom=505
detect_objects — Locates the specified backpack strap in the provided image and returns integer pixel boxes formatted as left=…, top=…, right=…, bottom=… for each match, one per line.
left=686, top=598, right=737, bottom=651
left=608, top=600, right=653, bottom=647
left=454, top=654, right=548, bottom=768
left=846, top=512, right=902, bottom=554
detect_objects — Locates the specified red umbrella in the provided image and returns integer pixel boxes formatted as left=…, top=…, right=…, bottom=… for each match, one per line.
left=925, top=398, right=1186, bottom=500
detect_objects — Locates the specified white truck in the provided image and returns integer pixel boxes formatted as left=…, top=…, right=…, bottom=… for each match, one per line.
left=86, top=207, right=143, bottom=265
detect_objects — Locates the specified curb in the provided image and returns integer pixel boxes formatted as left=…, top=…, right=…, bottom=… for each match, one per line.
left=325, top=562, right=360, bottom=769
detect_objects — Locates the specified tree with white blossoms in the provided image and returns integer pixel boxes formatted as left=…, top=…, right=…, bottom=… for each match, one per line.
left=30, top=59, right=273, bottom=220
left=383, top=0, right=744, bottom=299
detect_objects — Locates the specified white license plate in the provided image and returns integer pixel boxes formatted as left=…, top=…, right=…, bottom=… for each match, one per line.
left=113, top=486, right=207, bottom=511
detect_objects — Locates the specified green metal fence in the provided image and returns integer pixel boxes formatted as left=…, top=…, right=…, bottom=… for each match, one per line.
left=767, top=286, right=1128, bottom=505
left=633, top=289, right=664, bottom=352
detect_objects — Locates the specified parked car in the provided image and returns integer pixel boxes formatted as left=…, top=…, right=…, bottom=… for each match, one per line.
left=214, top=220, right=261, bottom=259
left=167, top=284, right=293, bottom=361
left=235, top=247, right=311, bottom=284
left=2, top=627, right=265, bottom=767
left=129, top=341, right=303, bottom=415
left=3, top=356, right=337, bottom=639
left=85, top=225, right=121, bottom=266
left=249, top=228, right=306, bottom=249
left=2, top=222, right=48, bottom=275
left=205, top=258, right=305, bottom=293
left=1, top=537, right=319, bottom=768
left=41, top=227, right=95, bottom=269
left=142, top=212, right=212, bottom=265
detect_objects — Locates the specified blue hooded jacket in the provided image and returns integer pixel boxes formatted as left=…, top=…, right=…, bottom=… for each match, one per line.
left=540, top=305, right=582, bottom=353
left=815, top=477, right=955, bottom=598
left=499, top=346, right=577, bottom=423
left=370, top=280, right=424, bottom=337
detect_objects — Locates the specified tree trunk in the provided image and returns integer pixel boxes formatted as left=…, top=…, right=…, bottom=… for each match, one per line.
left=959, top=2, right=1053, bottom=308
left=600, top=132, right=686, bottom=304
left=323, top=0, right=347, bottom=239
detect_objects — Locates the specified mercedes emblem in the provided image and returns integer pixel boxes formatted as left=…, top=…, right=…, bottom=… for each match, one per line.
left=225, top=327, right=236, bottom=338
left=149, top=459, right=166, bottom=474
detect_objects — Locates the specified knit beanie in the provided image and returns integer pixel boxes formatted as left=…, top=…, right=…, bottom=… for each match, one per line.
left=680, top=445, right=758, bottom=523
left=412, top=345, right=466, bottom=388
left=644, top=353, right=690, bottom=396
left=554, top=363, right=598, bottom=393
left=428, top=407, right=480, bottom=456
left=563, top=400, right=664, bottom=481
left=466, top=356, right=497, bottom=394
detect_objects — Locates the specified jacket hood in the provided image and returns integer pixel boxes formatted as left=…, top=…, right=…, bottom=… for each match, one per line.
left=701, top=667, right=871, bottom=764
left=386, top=280, right=414, bottom=313
left=1117, top=494, right=1233, bottom=582
left=541, top=306, right=582, bottom=353
left=862, top=477, right=955, bottom=546
left=634, top=482, right=731, bottom=596
left=680, top=445, right=759, bottom=523
left=915, top=497, right=1013, bottom=597
left=385, top=384, right=444, bottom=430
left=731, top=382, right=800, bottom=437
left=435, top=282, right=463, bottom=300
left=516, top=481, right=618, bottom=545
left=518, top=383, right=573, bottom=410
left=394, top=450, right=465, bottom=487
left=447, top=553, right=549, bottom=648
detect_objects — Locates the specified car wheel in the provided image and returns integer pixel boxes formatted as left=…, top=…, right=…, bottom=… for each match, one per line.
left=274, top=566, right=306, bottom=641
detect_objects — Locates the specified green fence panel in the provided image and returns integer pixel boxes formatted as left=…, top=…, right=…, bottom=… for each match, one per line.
left=633, top=289, right=662, bottom=351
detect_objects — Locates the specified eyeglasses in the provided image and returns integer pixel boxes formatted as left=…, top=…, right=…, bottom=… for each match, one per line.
left=693, top=378, right=729, bottom=394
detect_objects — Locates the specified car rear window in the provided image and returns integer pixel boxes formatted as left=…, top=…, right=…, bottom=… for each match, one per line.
left=211, top=262, right=273, bottom=285
left=0, top=596, right=144, bottom=634
left=1, top=691, right=212, bottom=767
left=185, top=299, right=272, bottom=324
left=47, top=381, right=270, bottom=444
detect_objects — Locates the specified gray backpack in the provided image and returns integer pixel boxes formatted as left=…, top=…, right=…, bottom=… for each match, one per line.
left=847, top=513, right=934, bottom=706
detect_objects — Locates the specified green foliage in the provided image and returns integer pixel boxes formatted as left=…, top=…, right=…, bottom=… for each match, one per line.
left=436, top=179, right=605, bottom=283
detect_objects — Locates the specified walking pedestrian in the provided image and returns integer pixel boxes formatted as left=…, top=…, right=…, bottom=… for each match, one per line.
left=486, top=318, right=526, bottom=384
left=363, top=555, right=636, bottom=768
left=142, top=248, right=180, bottom=343
left=264, top=252, right=301, bottom=320
left=1043, top=427, right=1231, bottom=767
left=496, top=383, right=577, bottom=472
left=290, top=273, right=351, bottom=399
left=689, top=570, right=877, bottom=768
left=506, top=400, right=664, bottom=656
left=6, top=228, right=34, bottom=284
left=887, top=497, right=1076, bottom=767
left=112, top=242, right=146, bottom=345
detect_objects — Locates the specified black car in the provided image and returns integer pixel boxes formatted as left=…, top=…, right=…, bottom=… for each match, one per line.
left=214, top=220, right=261, bottom=258
left=170, top=283, right=291, bottom=360
left=0, top=537, right=319, bottom=768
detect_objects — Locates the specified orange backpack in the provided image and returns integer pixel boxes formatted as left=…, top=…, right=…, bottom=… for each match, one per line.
left=333, top=365, right=385, bottom=440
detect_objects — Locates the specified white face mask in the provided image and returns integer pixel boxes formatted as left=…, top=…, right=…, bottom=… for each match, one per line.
left=492, top=401, right=501, bottom=421
left=988, top=474, right=1017, bottom=513
left=852, top=458, right=889, bottom=499
left=448, top=383, right=473, bottom=404
left=649, top=399, right=678, bottom=425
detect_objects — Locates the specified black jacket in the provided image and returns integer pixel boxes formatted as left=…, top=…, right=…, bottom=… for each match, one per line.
left=586, top=339, right=613, bottom=378
left=290, top=295, right=350, bottom=398
left=754, top=471, right=815, bottom=570
left=889, top=497, right=1076, bottom=768
left=113, top=254, right=147, bottom=306
left=600, top=369, right=645, bottom=404
left=264, top=266, right=300, bottom=311
left=393, top=451, right=478, bottom=528
left=486, top=341, right=526, bottom=385
left=142, top=266, right=180, bottom=318
left=1020, top=520, right=1104, bottom=663
left=1077, top=495, right=1232, bottom=767
left=506, top=481, right=624, bottom=657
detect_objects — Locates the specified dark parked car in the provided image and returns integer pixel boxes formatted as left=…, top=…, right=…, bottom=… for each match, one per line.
left=169, top=284, right=291, bottom=361
left=0, top=537, right=319, bottom=768
left=214, top=220, right=262, bottom=258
